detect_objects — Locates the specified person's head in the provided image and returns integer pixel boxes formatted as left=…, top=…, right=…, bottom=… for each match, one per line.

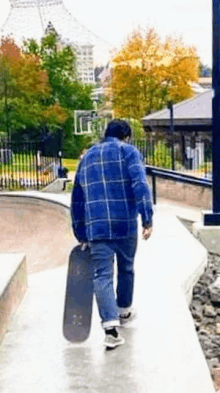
left=105, top=119, right=132, bottom=141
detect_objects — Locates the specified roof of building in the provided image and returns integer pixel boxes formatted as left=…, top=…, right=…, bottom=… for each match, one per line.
left=142, top=89, right=213, bottom=130
left=199, top=77, right=212, bottom=85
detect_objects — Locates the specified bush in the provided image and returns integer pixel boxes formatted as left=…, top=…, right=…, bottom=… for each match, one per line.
left=63, top=134, right=92, bottom=159
left=198, top=161, right=212, bottom=172
left=128, top=119, right=145, bottom=140
left=148, top=140, right=172, bottom=169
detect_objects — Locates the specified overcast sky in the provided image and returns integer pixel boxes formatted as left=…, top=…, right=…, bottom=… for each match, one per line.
left=0, top=0, right=212, bottom=66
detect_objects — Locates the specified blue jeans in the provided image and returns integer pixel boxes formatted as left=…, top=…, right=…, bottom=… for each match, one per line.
left=89, top=236, right=137, bottom=329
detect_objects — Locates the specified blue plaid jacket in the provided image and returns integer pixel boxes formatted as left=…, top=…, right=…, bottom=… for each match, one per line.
left=71, top=137, right=153, bottom=242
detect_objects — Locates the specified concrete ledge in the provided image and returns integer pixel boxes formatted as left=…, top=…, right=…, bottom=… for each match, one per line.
left=148, top=175, right=212, bottom=209
left=0, top=253, right=27, bottom=344
left=0, top=193, right=71, bottom=217
left=42, top=178, right=71, bottom=193
left=151, top=205, right=208, bottom=304
left=134, top=209, right=215, bottom=391
left=193, top=221, right=220, bottom=254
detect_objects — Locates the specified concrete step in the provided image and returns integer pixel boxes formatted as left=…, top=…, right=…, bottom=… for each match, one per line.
left=0, top=254, right=27, bottom=344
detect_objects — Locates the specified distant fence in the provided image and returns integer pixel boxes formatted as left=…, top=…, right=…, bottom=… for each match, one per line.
left=0, top=141, right=60, bottom=191
left=132, top=131, right=212, bottom=180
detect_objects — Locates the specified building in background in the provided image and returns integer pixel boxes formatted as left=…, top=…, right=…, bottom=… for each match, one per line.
left=0, top=0, right=112, bottom=83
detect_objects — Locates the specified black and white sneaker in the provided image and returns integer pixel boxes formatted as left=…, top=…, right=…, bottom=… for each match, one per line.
left=104, top=328, right=125, bottom=349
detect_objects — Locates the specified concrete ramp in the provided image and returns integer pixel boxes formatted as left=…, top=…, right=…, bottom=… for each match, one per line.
left=0, top=193, right=216, bottom=392
left=0, top=194, right=76, bottom=274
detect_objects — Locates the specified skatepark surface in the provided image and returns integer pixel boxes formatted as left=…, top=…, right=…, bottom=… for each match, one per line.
left=0, top=194, right=76, bottom=274
left=0, top=192, right=216, bottom=393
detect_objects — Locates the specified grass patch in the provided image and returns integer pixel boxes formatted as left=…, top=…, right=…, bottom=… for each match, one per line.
left=62, top=159, right=79, bottom=172
left=0, top=157, right=79, bottom=181
left=63, top=181, right=74, bottom=193
left=198, top=162, right=212, bottom=172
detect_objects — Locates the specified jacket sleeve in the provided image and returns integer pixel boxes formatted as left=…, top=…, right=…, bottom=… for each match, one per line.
left=126, top=147, right=153, bottom=228
left=70, top=165, right=87, bottom=242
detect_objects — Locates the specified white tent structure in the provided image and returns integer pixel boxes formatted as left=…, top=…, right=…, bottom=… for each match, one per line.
left=1, top=0, right=112, bottom=82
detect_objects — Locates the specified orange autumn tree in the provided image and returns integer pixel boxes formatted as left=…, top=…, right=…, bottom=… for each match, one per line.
left=0, top=38, right=68, bottom=137
left=0, top=38, right=20, bottom=135
left=43, top=103, right=69, bottom=129
left=161, top=38, right=199, bottom=102
left=110, top=28, right=199, bottom=120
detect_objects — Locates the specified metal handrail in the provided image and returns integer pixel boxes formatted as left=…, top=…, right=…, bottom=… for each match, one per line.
left=146, top=165, right=212, bottom=204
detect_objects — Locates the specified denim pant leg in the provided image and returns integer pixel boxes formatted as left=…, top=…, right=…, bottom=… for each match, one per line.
left=89, top=241, right=119, bottom=329
left=115, top=236, right=138, bottom=311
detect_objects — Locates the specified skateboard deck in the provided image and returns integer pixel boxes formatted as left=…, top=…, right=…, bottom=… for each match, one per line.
left=63, top=245, right=94, bottom=342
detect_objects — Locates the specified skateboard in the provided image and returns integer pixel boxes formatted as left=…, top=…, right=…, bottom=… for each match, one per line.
left=63, top=245, right=94, bottom=342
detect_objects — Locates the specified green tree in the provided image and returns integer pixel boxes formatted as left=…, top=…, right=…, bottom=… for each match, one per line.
left=23, top=34, right=94, bottom=111
left=23, top=33, right=94, bottom=151
left=127, top=119, right=145, bottom=139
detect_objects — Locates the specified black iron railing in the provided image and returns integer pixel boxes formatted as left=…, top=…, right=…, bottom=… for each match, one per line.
left=0, top=140, right=60, bottom=191
left=132, top=132, right=212, bottom=180
left=146, top=165, right=212, bottom=204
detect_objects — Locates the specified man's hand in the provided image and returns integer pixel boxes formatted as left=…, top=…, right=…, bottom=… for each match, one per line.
left=142, top=226, right=153, bottom=240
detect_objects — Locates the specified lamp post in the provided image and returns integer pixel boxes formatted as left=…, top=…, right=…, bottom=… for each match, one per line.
left=167, top=101, right=175, bottom=171
left=58, top=129, right=63, bottom=170
left=203, top=0, right=220, bottom=225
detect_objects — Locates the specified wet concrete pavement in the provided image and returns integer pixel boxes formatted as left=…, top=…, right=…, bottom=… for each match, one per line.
left=0, top=265, right=148, bottom=393
left=0, top=193, right=216, bottom=392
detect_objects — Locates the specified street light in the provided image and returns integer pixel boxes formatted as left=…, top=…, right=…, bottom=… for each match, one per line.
left=167, top=101, right=175, bottom=171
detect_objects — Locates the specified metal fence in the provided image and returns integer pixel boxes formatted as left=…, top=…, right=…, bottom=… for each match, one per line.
left=0, top=141, right=60, bottom=191
left=0, top=131, right=213, bottom=191
left=132, top=131, right=212, bottom=180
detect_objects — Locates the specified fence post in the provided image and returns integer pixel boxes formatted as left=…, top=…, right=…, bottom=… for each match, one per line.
left=152, top=173, right=157, bottom=204
left=152, top=140, right=155, bottom=166
left=36, top=150, right=40, bottom=190
left=203, top=0, right=220, bottom=224
left=168, top=102, right=175, bottom=171
left=58, top=130, right=63, bottom=169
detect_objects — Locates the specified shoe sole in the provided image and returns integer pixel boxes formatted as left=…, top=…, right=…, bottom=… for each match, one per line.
left=103, top=338, right=125, bottom=349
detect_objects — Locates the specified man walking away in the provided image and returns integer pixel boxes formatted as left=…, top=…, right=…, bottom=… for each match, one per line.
left=71, top=119, right=153, bottom=349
